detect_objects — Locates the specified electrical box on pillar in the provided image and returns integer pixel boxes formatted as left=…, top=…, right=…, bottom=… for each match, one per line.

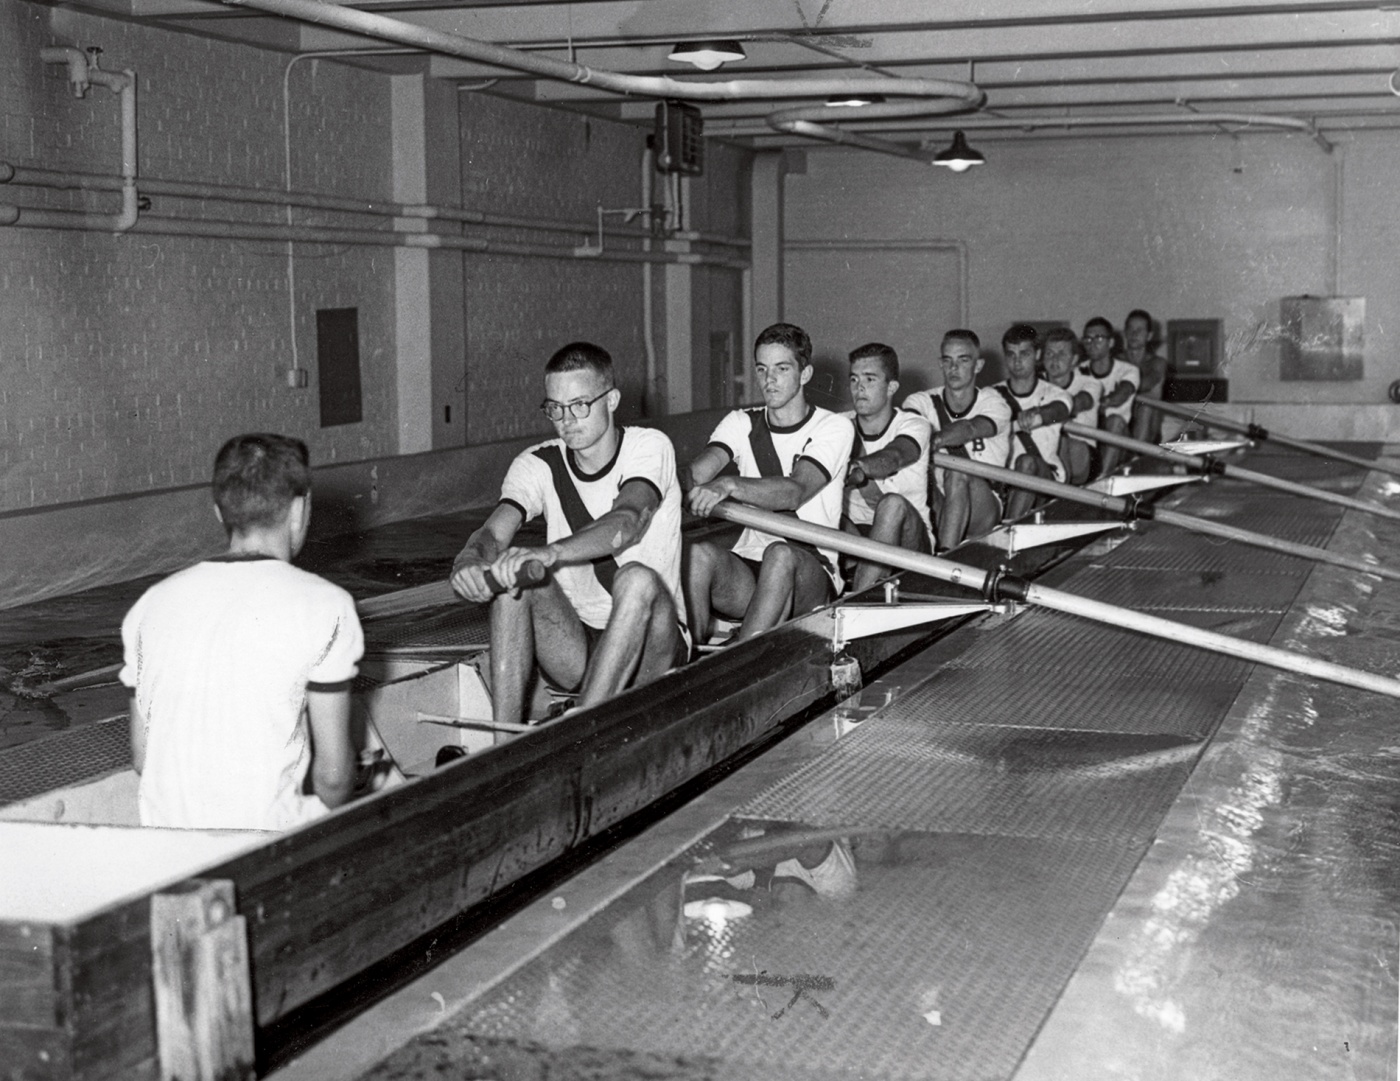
left=653, top=101, right=704, bottom=176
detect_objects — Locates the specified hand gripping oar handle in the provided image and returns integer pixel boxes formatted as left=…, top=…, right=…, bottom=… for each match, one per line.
left=356, top=560, right=547, bottom=620
left=1062, top=420, right=1400, bottom=524
left=484, top=559, right=547, bottom=595
left=708, top=502, right=1400, bottom=699
left=932, top=452, right=1400, bottom=583
left=1140, top=398, right=1400, bottom=478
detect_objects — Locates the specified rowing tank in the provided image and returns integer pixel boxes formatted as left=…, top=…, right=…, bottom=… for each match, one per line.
left=0, top=488, right=1134, bottom=1081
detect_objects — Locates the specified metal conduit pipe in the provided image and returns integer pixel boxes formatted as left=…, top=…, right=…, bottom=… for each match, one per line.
left=932, top=111, right=1334, bottom=154
left=37, top=48, right=138, bottom=232
left=0, top=206, right=750, bottom=268
left=214, top=0, right=982, bottom=146
left=0, top=163, right=751, bottom=248
left=767, top=100, right=985, bottom=163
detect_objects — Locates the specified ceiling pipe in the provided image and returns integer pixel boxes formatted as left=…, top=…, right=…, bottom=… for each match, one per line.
left=38, top=46, right=138, bottom=231
left=213, top=0, right=982, bottom=121
left=767, top=100, right=980, bottom=163
left=925, top=111, right=1334, bottom=154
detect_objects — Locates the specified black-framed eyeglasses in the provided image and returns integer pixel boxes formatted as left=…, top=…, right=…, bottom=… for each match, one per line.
left=540, top=389, right=610, bottom=421
left=1084, top=333, right=1111, bottom=342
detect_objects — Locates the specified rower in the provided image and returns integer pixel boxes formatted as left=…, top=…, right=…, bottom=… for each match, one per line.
left=449, top=342, right=687, bottom=725
left=902, top=329, right=1011, bottom=552
left=121, top=433, right=364, bottom=831
left=683, top=322, right=853, bottom=643
left=1082, top=315, right=1139, bottom=477
left=993, top=324, right=1074, bottom=522
left=1124, top=308, right=1167, bottom=443
left=1041, top=326, right=1101, bottom=485
left=839, top=342, right=933, bottom=592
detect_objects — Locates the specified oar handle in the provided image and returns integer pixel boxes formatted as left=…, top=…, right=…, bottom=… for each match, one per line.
left=484, top=560, right=547, bottom=595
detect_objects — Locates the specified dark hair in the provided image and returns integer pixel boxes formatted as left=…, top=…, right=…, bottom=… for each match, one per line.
left=545, top=341, right=614, bottom=385
left=1084, top=316, right=1114, bottom=337
left=754, top=323, right=812, bottom=368
left=848, top=342, right=899, bottom=381
left=942, top=328, right=981, bottom=351
left=1001, top=324, right=1039, bottom=350
left=1042, top=325, right=1081, bottom=356
left=1125, top=309, right=1153, bottom=332
left=212, top=433, right=310, bottom=535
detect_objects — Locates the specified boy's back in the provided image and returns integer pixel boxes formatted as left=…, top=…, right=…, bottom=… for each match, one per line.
left=121, top=556, right=362, bottom=831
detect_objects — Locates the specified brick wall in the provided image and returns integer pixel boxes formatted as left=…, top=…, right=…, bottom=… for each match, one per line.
left=0, top=2, right=396, bottom=512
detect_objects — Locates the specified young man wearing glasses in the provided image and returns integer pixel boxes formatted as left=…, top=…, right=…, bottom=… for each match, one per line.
left=683, top=322, right=852, bottom=643
left=1081, top=315, right=1139, bottom=477
left=450, top=341, right=687, bottom=726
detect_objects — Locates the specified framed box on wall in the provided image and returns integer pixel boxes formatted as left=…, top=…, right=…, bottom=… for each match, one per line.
left=1166, top=319, right=1223, bottom=375
left=1280, top=296, right=1364, bottom=381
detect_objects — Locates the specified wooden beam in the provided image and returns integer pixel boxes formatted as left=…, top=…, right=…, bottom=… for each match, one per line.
left=150, top=881, right=254, bottom=1081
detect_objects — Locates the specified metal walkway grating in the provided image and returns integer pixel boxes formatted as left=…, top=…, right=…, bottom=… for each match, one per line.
left=393, top=827, right=1150, bottom=1081
left=737, top=723, right=1201, bottom=842
left=0, top=714, right=130, bottom=806
left=362, top=603, right=489, bottom=651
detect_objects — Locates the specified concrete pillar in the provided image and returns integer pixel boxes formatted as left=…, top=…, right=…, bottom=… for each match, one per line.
left=749, top=150, right=789, bottom=335
left=390, top=75, right=466, bottom=453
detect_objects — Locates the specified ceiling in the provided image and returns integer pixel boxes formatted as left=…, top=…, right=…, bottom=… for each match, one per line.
left=47, top=0, right=1400, bottom=153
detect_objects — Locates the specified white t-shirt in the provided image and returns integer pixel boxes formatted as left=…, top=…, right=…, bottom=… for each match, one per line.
left=841, top=409, right=932, bottom=538
left=1087, top=357, right=1140, bottom=423
left=707, top=405, right=853, bottom=585
left=499, top=425, right=685, bottom=632
left=121, top=557, right=364, bottom=832
left=1055, top=370, right=1103, bottom=434
left=991, top=379, right=1075, bottom=483
left=902, top=386, right=1013, bottom=493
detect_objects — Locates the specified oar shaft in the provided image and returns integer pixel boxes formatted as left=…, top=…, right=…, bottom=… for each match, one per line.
left=708, top=502, right=1400, bottom=699
left=932, top=451, right=1128, bottom=514
left=1141, top=398, right=1400, bottom=477
left=1022, top=581, right=1400, bottom=698
left=357, top=579, right=457, bottom=619
left=1063, top=420, right=1400, bottom=523
left=1153, top=507, right=1400, bottom=582
left=933, top=451, right=1400, bottom=582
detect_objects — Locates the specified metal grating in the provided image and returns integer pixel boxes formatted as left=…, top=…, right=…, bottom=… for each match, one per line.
left=738, top=722, right=1201, bottom=842
left=362, top=603, right=490, bottom=651
left=1061, top=566, right=1302, bottom=610
left=883, top=667, right=1242, bottom=739
left=0, top=714, right=130, bottom=806
left=367, top=827, right=1149, bottom=1081
left=945, top=609, right=1255, bottom=682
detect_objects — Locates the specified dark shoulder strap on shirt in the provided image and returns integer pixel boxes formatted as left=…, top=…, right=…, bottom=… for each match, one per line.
left=746, top=408, right=785, bottom=478
left=849, top=417, right=866, bottom=461
left=929, top=394, right=969, bottom=460
left=991, top=386, right=1043, bottom=463
left=532, top=444, right=617, bottom=593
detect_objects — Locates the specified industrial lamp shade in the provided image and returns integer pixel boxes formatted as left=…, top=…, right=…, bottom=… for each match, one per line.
left=667, top=40, right=747, bottom=71
left=932, top=130, right=986, bottom=173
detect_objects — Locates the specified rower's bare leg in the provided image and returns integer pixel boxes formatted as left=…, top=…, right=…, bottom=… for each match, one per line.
left=737, top=543, right=830, bottom=641
left=1099, top=415, right=1129, bottom=477
left=1132, top=399, right=1161, bottom=444
left=685, top=541, right=756, bottom=643
left=577, top=564, right=679, bottom=708
left=938, top=471, right=972, bottom=550
left=1005, top=455, right=1051, bottom=521
left=966, top=478, right=1001, bottom=541
left=1060, top=435, right=1092, bottom=486
left=489, top=579, right=588, bottom=724
left=852, top=495, right=926, bottom=593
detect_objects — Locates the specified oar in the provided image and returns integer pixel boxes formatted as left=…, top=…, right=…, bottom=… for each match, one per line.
left=1062, top=420, right=1400, bottom=524
left=357, top=561, right=547, bottom=620
left=933, top=452, right=1400, bottom=582
left=708, top=502, right=1400, bottom=699
left=1140, top=398, right=1400, bottom=478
